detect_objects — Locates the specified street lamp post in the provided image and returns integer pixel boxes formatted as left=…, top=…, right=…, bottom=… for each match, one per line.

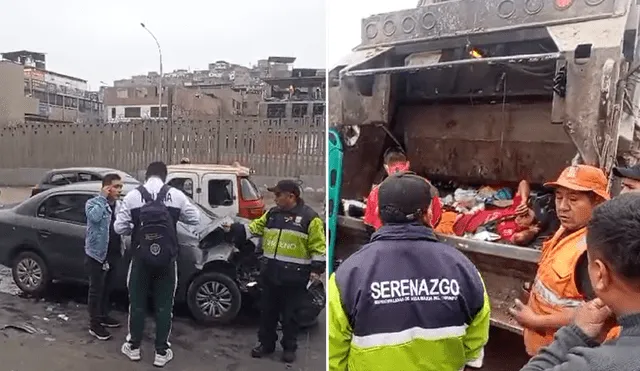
left=141, top=22, right=163, bottom=119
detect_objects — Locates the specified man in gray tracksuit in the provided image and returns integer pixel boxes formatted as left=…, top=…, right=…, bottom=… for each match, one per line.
left=114, top=161, right=199, bottom=367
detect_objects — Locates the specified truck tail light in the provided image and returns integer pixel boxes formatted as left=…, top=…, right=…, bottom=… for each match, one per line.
left=555, top=0, right=573, bottom=10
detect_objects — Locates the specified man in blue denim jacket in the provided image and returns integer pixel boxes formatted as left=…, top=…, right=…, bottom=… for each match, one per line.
left=85, top=173, right=124, bottom=340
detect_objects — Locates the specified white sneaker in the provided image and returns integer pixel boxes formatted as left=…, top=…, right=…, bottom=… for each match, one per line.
left=121, top=342, right=141, bottom=361
left=153, top=349, right=174, bottom=367
left=466, top=348, right=485, bottom=369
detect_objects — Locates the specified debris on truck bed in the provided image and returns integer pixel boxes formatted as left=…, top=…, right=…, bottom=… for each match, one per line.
left=341, top=181, right=559, bottom=250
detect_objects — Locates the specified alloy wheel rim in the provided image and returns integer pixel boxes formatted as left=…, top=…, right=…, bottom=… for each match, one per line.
left=195, top=280, right=233, bottom=318
left=16, top=258, right=43, bottom=289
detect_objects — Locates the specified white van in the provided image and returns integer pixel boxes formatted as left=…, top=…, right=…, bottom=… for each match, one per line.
left=166, top=164, right=265, bottom=219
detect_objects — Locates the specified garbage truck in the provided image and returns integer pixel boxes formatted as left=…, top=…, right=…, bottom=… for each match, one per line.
left=328, top=0, right=640, bottom=334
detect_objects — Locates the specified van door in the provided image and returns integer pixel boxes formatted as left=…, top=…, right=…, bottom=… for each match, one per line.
left=166, top=172, right=199, bottom=203
left=201, top=172, right=238, bottom=217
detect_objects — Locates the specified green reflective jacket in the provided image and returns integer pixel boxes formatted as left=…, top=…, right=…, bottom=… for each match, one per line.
left=248, top=202, right=325, bottom=266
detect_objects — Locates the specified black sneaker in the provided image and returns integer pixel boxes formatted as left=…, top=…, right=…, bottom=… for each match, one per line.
left=250, top=344, right=275, bottom=358
left=89, top=324, right=111, bottom=340
left=100, top=316, right=121, bottom=328
left=282, top=350, right=296, bottom=363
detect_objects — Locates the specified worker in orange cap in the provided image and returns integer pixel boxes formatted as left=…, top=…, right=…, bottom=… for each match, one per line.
left=509, top=165, right=618, bottom=355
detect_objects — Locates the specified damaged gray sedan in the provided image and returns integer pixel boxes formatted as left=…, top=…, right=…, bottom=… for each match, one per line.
left=0, top=182, right=324, bottom=326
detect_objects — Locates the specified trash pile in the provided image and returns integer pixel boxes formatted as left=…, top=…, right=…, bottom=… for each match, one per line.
left=342, top=181, right=559, bottom=249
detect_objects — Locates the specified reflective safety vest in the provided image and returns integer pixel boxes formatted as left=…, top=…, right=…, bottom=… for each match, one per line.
left=524, top=226, right=621, bottom=355
left=328, top=224, right=490, bottom=371
left=248, top=201, right=325, bottom=267
left=525, top=227, right=587, bottom=355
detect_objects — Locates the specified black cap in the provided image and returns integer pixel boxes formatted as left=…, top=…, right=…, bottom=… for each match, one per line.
left=613, top=164, right=640, bottom=181
left=378, top=172, right=433, bottom=224
left=267, top=179, right=301, bottom=197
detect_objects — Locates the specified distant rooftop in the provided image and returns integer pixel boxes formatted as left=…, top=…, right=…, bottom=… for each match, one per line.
left=263, top=75, right=325, bottom=87
left=267, top=56, right=296, bottom=64
left=24, top=67, right=87, bottom=83
left=2, top=50, right=46, bottom=61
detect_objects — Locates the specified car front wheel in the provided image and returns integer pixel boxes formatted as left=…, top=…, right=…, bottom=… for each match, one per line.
left=187, top=271, right=242, bottom=325
left=12, top=251, right=50, bottom=296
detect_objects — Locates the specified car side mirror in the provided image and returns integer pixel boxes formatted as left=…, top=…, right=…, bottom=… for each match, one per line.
left=222, top=199, right=233, bottom=206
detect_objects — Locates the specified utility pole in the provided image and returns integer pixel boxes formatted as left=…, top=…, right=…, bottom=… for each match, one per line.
left=140, top=23, right=163, bottom=119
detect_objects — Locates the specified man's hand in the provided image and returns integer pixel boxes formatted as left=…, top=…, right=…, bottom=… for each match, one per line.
left=221, top=222, right=232, bottom=233
left=509, top=299, right=540, bottom=329
left=309, top=272, right=321, bottom=282
left=574, top=298, right=613, bottom=339
left=515, top=203, right=529, bottom=215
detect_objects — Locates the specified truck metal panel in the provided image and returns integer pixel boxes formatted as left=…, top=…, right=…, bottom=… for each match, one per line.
left=359, top=0, right=622, bottom=48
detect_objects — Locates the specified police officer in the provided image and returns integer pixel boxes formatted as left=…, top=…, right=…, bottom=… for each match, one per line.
left=223, top=179, right=326, bottom=363
left=328, top=172, right=490, bottom=371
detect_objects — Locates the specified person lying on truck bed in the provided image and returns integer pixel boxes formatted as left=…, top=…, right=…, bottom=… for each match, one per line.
left=612, top=163, right=640, bottom=193
left=436, top=180, right=541, bottom=246
left=363, top=147, right=442, bottom=230
left=520, top=192, right=640, bottom=371
left=508, top=165, right=618, bottom=357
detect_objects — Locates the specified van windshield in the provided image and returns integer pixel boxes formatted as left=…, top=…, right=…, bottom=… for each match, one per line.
left=240, top=177, right=261, bottom=201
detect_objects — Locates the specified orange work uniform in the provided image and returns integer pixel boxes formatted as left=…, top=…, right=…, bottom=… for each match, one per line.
left=524, top=227, right=588, bottom=355
left=524, top=226, right=620, bottom=355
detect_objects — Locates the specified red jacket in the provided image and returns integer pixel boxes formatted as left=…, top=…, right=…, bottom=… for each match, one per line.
left=363, top=163, right=442, bottom=229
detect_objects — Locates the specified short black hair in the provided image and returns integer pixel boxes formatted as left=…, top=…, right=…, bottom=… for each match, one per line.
left=102, top=173, right=121, bottom=187
left=383, top=147, right=407, bottom=165
left=146, top=161, right=168, bottom=181
left=587, top=192, right=640, bottom=280
left=378, top=172, right=432, bottom=224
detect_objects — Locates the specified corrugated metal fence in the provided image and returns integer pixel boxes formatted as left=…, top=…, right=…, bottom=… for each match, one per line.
left=0, top=116, right=325, bottom=177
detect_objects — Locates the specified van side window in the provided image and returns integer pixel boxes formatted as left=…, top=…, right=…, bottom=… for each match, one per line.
left=168, top=178, right=194, bottom=198
left=208, top=179, right=234, bottom=207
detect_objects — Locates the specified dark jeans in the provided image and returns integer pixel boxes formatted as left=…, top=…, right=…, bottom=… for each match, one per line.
left=258, top=279, right=306, bottom=351
left=126, top=257, right=177, bottom=353
left=86, top=255, right=117, bottom=326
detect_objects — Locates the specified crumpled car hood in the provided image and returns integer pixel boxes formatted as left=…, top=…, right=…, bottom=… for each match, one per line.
left=123, top=215, right=252, bottom=259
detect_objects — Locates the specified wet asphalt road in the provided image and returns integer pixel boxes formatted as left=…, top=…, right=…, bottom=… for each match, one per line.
left=0, top=187, right=326, bottom=371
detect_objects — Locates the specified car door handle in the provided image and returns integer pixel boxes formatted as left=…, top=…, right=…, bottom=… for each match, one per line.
left=38, top=230, right=52, bottom=238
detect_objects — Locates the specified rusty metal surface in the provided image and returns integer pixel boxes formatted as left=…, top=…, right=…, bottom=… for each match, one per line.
left=338, top=125, right=389, bottom=199
left=396, top=102, right=576, bottom=184
left=0, top=117, right=325, bottom=177
left=440, top=235, right=540, bottom=263
left=359, top=0, right=619, bottom=48
left=343, top=52, right=561, bottom=77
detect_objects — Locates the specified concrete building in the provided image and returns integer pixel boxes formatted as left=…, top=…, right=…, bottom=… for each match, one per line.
left=24, top=68, right=102, bottom=122
left=114, top=58, right=268, bottom=91
left=183, top=83, right=261, bottom=116
left=265, top=56, right=296, bottom=78
left=260, top=68, right=325, bottom=118
left=1, top=50, right=46, bottom=69
left=103, top=85, right=222, bottom=122
left=0, top=52, right=103, bottom=125
left=0, top=61, right=38, bottom=126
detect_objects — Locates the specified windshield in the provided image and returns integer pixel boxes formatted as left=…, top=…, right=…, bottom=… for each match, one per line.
left=240, top=177, right=261, bottom=201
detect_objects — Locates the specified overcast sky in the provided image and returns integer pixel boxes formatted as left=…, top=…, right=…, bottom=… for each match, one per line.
left=327, top=0, right=417, bottom=67
left=1, top=0, right=325, bottom=89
